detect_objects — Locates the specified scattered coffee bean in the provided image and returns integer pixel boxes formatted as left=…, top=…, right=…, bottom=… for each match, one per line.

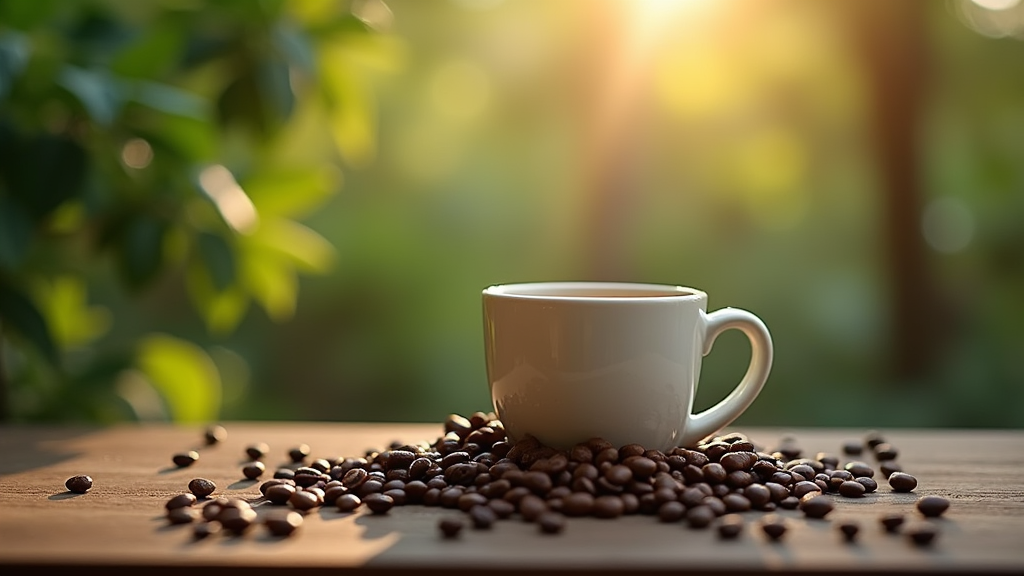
left=838, top=521, right=860, bottom=542
left=246, top=443, right=269, bottom=460
left=289, top=444, right=311, bottom=463
left=838, top=480, right=866, bottom=498
left=873, top=443, right=898, bottom=461
left=243, top=461, right=266, bottom=480
left=336, top=494, right=362, bottom=513
left=761, top=515, right=787, bottom=541
left=470, top=504, right=498, bottom=529
left=686, top=505, right=715, bottom=529
left=779, top=496, right=800, bottom=510
left=188, top=478, right=216, bottom=498
left=593, top=495, right=625, bottom=519
left=202, top=499, right=225, bottom=521
left=519, top=494, right=548, bottom=522
left=800, top=495, right=835, bottom=519
left=264, top=479, right=296, bottom=502
left=439, top=516, right=463, bottom=539
left=167, top=507, right=196, bottom=525
left=906, top=522, right=938, bottom=546
left=288, top=490, right=320, bottom=511
left=204, top=425, right=227, bottom=445
left=364, top=493, right=395, bottom=514
left=864, top=430, right=886, bottom=449
left=65, top=475, right=93, bottom=494
left=193, top=522, right=221, bottom=539
left=538, top=512, right=566, bottom=534
left=880, top=513, right=905, bottom=533
left=855, top=477, right=878, bottom=493
left=844, top=461, right=874, bottom=478
left=916, top=495, right=950, bottom=518
left=172, top=451, right=200, bottom=468
left=265, top=510, right=303, bottom=536
left=658, top=501, right=686, bottom=523
left=888, top=472, right=918, bottom=493
left=842, top=441, right=863, bottom=456
left=274, top=468, right=295, bottom=480
left=220, top=506, right=258, bottom=534
left=717, top=514, right=744, bottom=540
left=880, top=461, right=902, bottom=478
left=165, top=493, right=197, bottom=510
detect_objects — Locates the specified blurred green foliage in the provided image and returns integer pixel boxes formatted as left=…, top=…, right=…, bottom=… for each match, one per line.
left=0, top=0, right=396, bottom=421
left=1, top=0, right=1022, bottom=428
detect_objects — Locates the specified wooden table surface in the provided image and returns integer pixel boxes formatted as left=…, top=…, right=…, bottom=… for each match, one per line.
left=0, top=422, right=1022, bottom=575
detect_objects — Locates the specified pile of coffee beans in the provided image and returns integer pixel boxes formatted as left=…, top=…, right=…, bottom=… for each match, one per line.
left=157, top=416, right=950, bottom=549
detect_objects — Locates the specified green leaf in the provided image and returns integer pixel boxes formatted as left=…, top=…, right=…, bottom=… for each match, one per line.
left=32, top=275, right=111, bottom=348
left=0, top=281, right=59, bottom=365
left=132, top=81, right=207, bottom=120
left=240, top=249, right=296, bottom=321
left=186, top=258, right=249, bottom=335
left=3, top=133, right=88, bottom=220
left=0, top=31, right=31, bottom=99
left=118, top=215, right=166, bottom=289
left=320, top=47, right=375, bottom=166
left=111, top=22, right=185, bottom=79
left=247, top=219, right=335, bottom=273
left=57, top=65, right=124, bottom=126
left=0, top=196, right=33, bottom=271
left=197, top=232, right=236, bottom=291
left=242, top=166, right=340, bottom=218
left=136, top=333, right=221, bottom=423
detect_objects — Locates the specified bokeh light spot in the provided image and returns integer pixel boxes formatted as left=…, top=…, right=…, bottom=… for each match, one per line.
left=922, top=197, right=975, bottom=253
left=121, top=138, right=153, bottom=169
left=430, top=59, right=492, bottom=121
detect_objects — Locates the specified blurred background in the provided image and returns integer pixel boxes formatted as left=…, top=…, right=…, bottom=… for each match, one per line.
left=1, top=0, right=1022, bottom=429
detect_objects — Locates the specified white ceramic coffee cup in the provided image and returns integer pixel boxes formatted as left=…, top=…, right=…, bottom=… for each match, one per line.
left=482, top=282, right=773, bottom=450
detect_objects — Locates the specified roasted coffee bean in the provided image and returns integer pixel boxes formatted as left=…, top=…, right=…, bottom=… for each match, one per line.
left=356, top=479, right=384, bottom=497
left=791, top=481, right=821, bottom=499
left=593, top=495, right=625, bottom=519
left=266, top=484, right=297, bottom=505
left=288, top=444, right=311, bottom=463
left=624, top=456, right=658, bottom=478
left=770, top=471, right=793, bottom=486
left=172, top=451, right=199, bottom=468
left=765, top=482, right=789, bottom=503
left=888, top=472, right=918, bottom=493
left=188, top=478, right=216, bottom=498
left=906, top=522, right=938, bottom=546
left=604, top=464, right=632, bottom=486
left=839, top=480, right=866, bottom=498
left=744, top=484, right=771, bottom=509
left=789, top=464, right=816, bottom=479
left=439, top=516, right=464, bottom=539
left=657, top=501, right=686, bottom=523
left=336, top=493, right=362, bottom=512
left=702, top=496, right=727, bottom=517
left=457, top=492, right=487, bottom=512
left=844, top=461, right=874, bottom=478
left=470, top=504, right=498, bottom=529
left=680, top=487, right=705, bottom=508
left=720, top=451, right=757, bottom=473
left=838, top=521, right=860, bottom=542
left=864, top=430, right=886, bottom=448
left=702, top=463, right=727, bottom=483
left=220, top=506, right=258, bottom=534
left=201, top=500, right=224, bottom=521
left=718, top=514, right=744, bottom=539
left=856, top=477, right=878, bottom=493
left=445, top=413, right=473, bottom=437
left=293, top=474, right=325, bottom=488
left=422, top=488, right=441, bottom=506
left=385, top=450, right=415, bottom=470
left=167, top=507, right=196, bottom=525
left=204, top=425, right=227, bottom=445
left=274, top=468, right=295, bottom=480
left=245, top=442, right=269, bottom=460
left=816, top=453, right=840, bottom=470
left=193, top=522, right=221, bottom=539
left=873, top=443, right=898, bottom=460
left=841, top=440, right=863, bottom=455
left=779, top=496, right=800, bottom=510
left=440, top=451, right=470, bottom=470
left=725, top=470, right=754, bottom=489
left=342, top=468, right=368, bottom=489
left=503, top=486, right=530, bottom=506
left=323, top=485, right=347, bottom=506
left=916, top=495, right=950, bottom=518
left=880, top=513, right=905, bottom=533
left=654, top=487, right=678, bottom=505
left=519, top=495, right=548, bottom=522
left=445, top=463, right=479, bottom=486
left=620, top=493, right=640, bottom=515
left=166, top=493, right=197, bottom=510
left=243, top=461, right=266, bottom=480
left=488, top=498, right=516, bottom=519
left=638, top=493, right=659, bottom=515
left=761, top=515, right=787, bottom=541
left=559, top=492, right=592, bottom=517
left=799, top=495, right=834, bottom=519
left=259, top=478, right=290, bottom=495
left=723, top=493, right=752, bottom=512
left=532, top=453, right=569, bottom=474
left=523, top=471, right=553, bottom=495
left=288, top=490, right=320, bottom=511
left=880, top=461, right=902, bottom=478
left=65, top=475, right=93, bottom=494
left=363, top=493, right=394, bottom=514
left=569, top=444, right=594, bottom=463
left=261, top=510, right=302, bottom=538
left=538, top=511, right=566, bottom=534
left=406, top=457, right=432, bottom=480
left=686, top=505, right=715, bottom=529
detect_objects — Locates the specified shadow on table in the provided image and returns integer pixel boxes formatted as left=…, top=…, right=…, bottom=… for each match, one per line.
left=0, top=425, right=100, bottom=476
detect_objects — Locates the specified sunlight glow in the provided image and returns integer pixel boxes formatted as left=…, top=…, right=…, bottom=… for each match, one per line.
left=431, top=59, right=491, bottom=120
left=971, top=0, right=1021, bottom=10
left=199, top=165, right=259, bottom=234
left=121, top=138, right=153, bottom=169
left=922, top=197, right=974, bottom=253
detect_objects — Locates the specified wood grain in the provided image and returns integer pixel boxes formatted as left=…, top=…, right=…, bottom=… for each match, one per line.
left=0, top=423, right=1022, bottom=575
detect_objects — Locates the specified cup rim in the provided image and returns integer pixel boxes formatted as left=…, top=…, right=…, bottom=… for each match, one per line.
left=482, top=282, right=706, bottom=301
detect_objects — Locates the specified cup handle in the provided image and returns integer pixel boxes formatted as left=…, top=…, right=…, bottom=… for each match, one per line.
left=681, top=307, right=773, bottom=447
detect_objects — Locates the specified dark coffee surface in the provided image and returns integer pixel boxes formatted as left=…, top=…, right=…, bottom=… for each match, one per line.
left=1, top=423, right=1022, bottom=575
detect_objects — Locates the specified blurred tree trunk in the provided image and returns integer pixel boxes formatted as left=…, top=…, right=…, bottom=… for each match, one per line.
left=851, top=0, right=937, bottom=381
